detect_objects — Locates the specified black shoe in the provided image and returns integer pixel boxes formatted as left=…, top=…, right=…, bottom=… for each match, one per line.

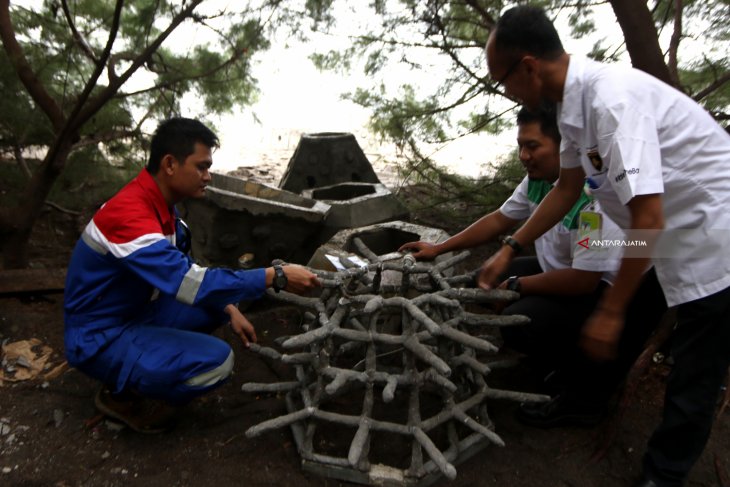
left=633, top=477, right=658, bottom=487
left=515, top=393, right=605, bottom=428
left=95, top=386, right=178, bottom=434
left=540, top=369, right=565, bottom=396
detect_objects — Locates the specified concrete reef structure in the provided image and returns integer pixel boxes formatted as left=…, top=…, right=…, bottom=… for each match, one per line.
left=302, top=182, right=409, bottom=243
left=243, top=238, right=547, bottom=486
left=279, top=132, right=381, bottom=193
left=179, top=172, right=330, bottom=268
left=306, top=220, right=451, bottom=276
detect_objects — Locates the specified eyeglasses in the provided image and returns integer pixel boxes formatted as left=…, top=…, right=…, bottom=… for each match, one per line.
left=495, top=57, right=523, bottom=88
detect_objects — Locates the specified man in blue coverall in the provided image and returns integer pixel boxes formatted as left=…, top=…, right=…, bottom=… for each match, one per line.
left=64, top=117, right=321, bottom=433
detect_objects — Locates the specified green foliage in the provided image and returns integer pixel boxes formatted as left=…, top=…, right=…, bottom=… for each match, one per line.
left=567, top=6, right=595, bottom=39
left=681, top=60, right=730, bottom=115
left=586, top=39, right=622, bottom=64
left=398, top=150, right=524, bottom=232
left=310, top=49, right=354, bottom=72
left=347, top=85, right=449, bottom=144
left=305, top=0, right=336, bottom=30
left=0, top=153, right=138, bottom=211
left=0, top=50, right=54, bottom=149
left=647, top=0, right=729, bottom=114
left=1, top=0, right=275, bottom=175
left=48, top=148, right=140, bottom=210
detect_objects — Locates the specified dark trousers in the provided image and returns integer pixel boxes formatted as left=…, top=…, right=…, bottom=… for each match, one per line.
left=500, top=257, right=667, bottom=401
left=643, top=284, right=730, bottom=486
left=73, top=294, right=232, bottom=405
left=500, top=257, right=606, bottom=377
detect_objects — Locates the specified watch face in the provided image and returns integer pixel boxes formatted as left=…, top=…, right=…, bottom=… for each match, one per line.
left=274, top=266, right=287, bottom=291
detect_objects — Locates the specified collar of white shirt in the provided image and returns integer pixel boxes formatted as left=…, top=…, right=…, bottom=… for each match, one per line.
left=558, top=55, right=588, bottom=130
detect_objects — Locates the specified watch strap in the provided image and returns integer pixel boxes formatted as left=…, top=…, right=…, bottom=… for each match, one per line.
left=501, top=235, right=523, bottom=254
left=272, top=264, right=287, bottom=293
left=506, top=275, right=521, bottom=293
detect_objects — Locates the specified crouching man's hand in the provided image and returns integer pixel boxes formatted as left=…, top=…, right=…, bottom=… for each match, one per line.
left=224, top=303, right=257, bottom=348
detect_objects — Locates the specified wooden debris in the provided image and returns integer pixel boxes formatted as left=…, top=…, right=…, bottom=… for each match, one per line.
left=0, top=268, right=66, bottom=295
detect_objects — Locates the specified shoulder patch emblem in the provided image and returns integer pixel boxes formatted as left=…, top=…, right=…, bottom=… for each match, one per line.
left=587, top=149, right=603, bottom=172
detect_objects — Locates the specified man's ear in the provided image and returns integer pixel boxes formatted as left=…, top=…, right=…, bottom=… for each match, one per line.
left=161, top=154, right=176, bottom=175
left=523, top=55, right=541, bottom=79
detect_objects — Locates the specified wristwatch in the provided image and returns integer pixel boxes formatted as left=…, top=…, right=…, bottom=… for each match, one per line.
left=506, top=275, right=522, bottom=293
left=501, top=235, right=523, bottom=255
left=272, top=264, right=288, bottom=293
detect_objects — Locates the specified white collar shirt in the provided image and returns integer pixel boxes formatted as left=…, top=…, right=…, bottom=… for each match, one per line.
left=500, top=176, right=621, bottom=284
left=558, top=55, right=730, bottom=306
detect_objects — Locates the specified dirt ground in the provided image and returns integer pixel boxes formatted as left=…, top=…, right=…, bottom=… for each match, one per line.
left=1, top=202, right=730, bottom=487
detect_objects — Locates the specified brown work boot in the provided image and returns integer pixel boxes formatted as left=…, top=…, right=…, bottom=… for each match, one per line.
left=94, top=386, right=178, bottom=434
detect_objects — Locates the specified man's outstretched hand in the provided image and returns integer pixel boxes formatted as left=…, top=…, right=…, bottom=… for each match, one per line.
left=397, top=241, right=440, bottom=260
left=281, top=264, right=322, bottom=294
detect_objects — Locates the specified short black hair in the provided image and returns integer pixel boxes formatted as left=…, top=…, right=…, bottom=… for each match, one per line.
left=147, top=117, right=219, bottom=174
left=495, top=6, right=564, bottom=61
left=516, top=101, right=561, bottom=144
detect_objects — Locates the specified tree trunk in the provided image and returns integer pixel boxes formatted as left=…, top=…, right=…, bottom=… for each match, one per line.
left=609, top=0, right=676, bottom=88
left=0, top=143, right=72, bottom=269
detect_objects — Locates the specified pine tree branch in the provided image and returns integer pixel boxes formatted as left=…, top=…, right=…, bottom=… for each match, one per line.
left=116, top=51, right=246, bottom=99
left=61, top=0, right=98, bottom=63
left=0, top=0, right=66, bottom=131
left=462, top=0, right=495, bottom=30
left=76, top=0, right=205, bottom=127
left=693, top=72, right=730, bottom=102
left=667, top=0, right=682, bottom=88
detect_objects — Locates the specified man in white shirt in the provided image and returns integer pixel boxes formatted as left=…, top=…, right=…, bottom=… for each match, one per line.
left=481, top=6, right=730, bottom=487
left=400, top=103, right=665, bottom=427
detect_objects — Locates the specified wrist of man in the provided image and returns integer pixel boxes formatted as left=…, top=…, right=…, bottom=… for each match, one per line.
left=596, top=304, right=624, bottom=317
left=500, top=235, right=523, bottom=255
left=596, top=290, right=628, bottom=317
left=428, top=242, right=445, bottom=255
left=272, top=264, right=288, bottom=292
left=506, top=275, right=522, bottom=293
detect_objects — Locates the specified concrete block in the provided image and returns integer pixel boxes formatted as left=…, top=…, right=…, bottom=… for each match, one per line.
left=278, top=132, right=381, bottom=193
left=307, top=220, right=452, bottom=273
left=302, top=182, right=410, bottom=243
left=179, top=172, right=330, bottom=268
